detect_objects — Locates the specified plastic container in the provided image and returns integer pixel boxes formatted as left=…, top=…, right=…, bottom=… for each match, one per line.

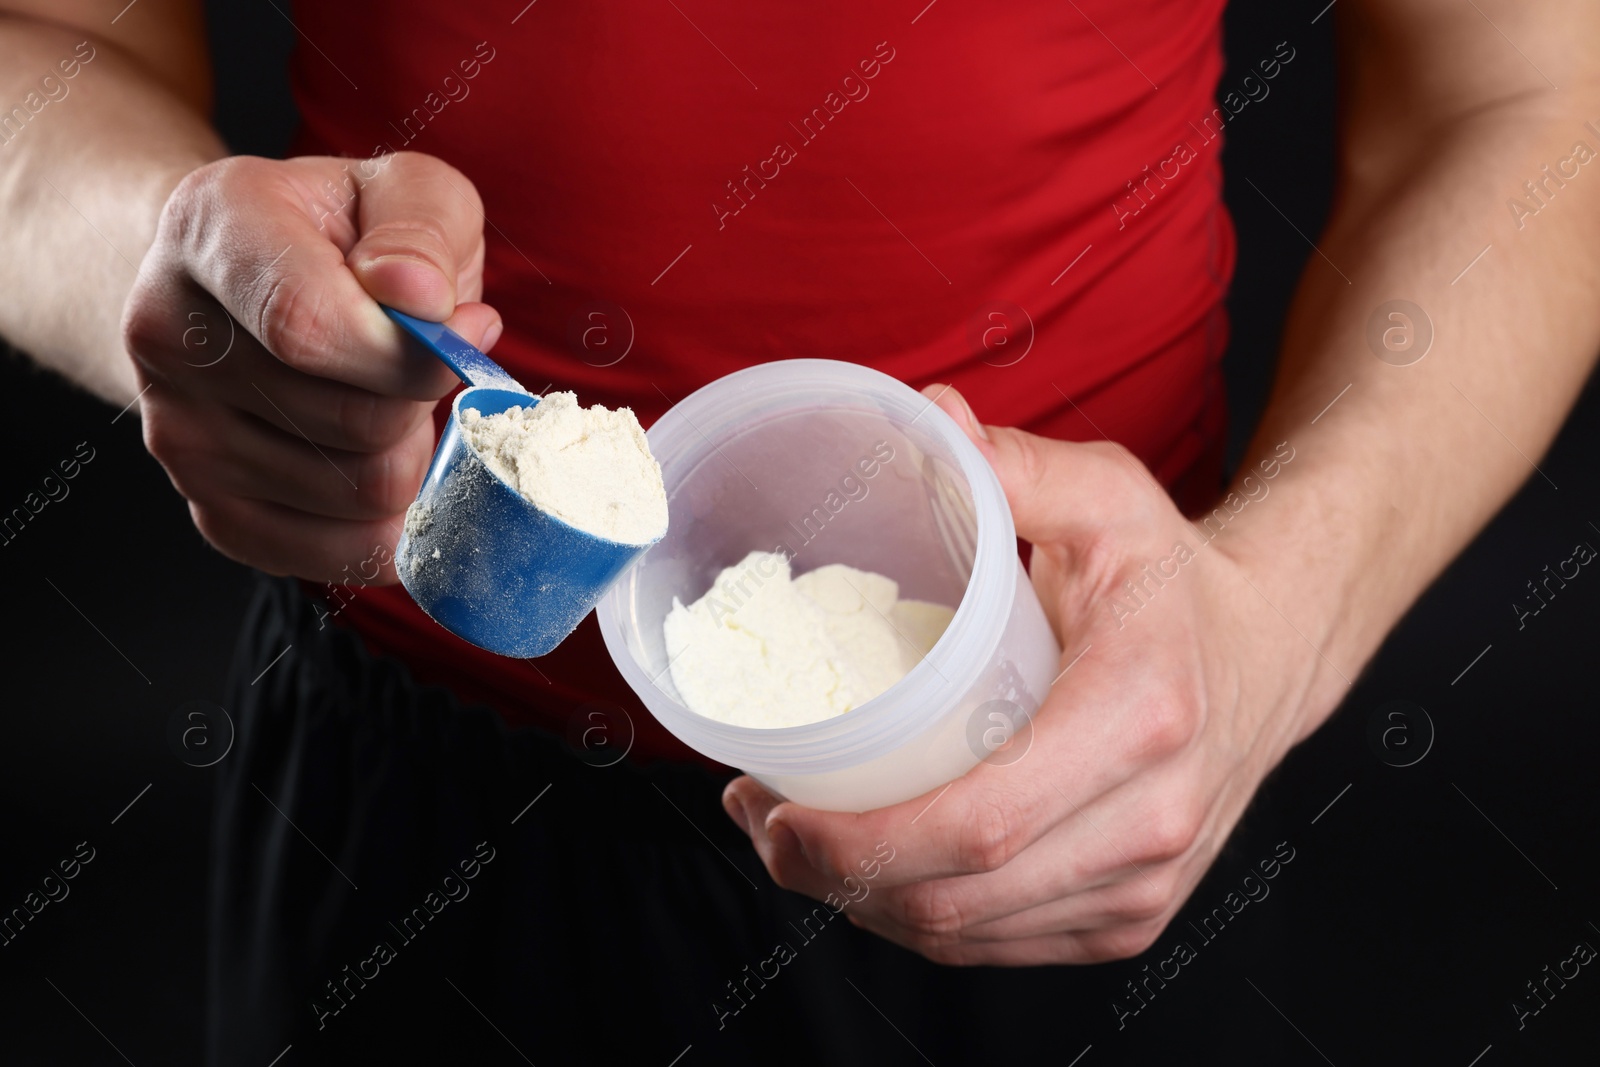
left=597, top=359, right=1061, bottom=812
left=396, top=386, right=660, bottom=659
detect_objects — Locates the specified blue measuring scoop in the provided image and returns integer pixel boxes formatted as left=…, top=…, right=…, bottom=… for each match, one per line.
left=385, top=307, right=662, bottom=658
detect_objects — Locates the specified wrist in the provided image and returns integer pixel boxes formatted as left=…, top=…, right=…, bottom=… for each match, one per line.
left=1206, top=459, right=1377, bottom=742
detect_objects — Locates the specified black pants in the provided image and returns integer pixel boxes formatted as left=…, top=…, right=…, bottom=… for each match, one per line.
left=209, top=578, right=1290, bottom=1066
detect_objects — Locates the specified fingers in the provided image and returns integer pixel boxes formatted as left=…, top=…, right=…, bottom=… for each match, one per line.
left=442, top=301, right=503, bottom=351
left=132, top=273, right=500, bottom=478
left=722, top=649, right=1212, bottom=963
left=951, top=859, right=1201, bottom=944
left=708, top=390, right=1234, bottom=968
left=856, top=921, right=1170, bottom=967
left=187, top=495, right=403, bottom=585
left=854, top=815, right=1212, bottom=964
left=732, top=758, right=1201, bottom=924
left=157, top=154, right=491, bottom=399
left=878, top=795, right=1207, bottom=950
left=219, top=398, right=434, bottom=520
left=122, top=152, right=504, bottom=584
left=735, top=642, right=1199, bottom=891
left=143, top=390, right=406, bottom=583
left=346, top=153, right=488, bottom=318
left=195, top=299, right=498, bottom=453
left=729, top=774, right=1209, bottom=967
left=731, top=783, right=1186, bottom=966
left=142, top=380, right=435, bottom=520
left=146, top=320, right=431, bottom=454
left=751, top=769, right=1051, bottom=887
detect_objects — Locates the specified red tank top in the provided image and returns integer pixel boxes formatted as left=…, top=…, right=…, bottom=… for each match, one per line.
left=287, top=0, right=1235, bottom=765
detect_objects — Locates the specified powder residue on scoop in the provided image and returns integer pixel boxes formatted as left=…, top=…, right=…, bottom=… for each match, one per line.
left=461, top=392, right=668, bottom=545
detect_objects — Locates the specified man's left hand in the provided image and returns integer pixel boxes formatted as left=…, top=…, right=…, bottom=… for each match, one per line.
left=723, top=385, right=1340, bottom=965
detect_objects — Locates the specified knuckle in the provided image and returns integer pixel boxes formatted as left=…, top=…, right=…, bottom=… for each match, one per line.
left=896, top=883, right=964, bottom=939
left=186, top=501, right=227, bottom=552
left=187, top=501, right=272, bottom=574
left=1097, top=920, right=1165, bottom=961
left=166, top=156, right=265, bottom=259
left=1135, top=801, right=1201, bottom=864
left=801, top=841, right=846, bottom=883
left=140, top=405, right=187, bottom=471
left=1118, top=876, right=1175, bottom=923
left=353, top=442, right=428, bottom=516
left=258, top=275, right=340, bottom=377
left=120, top=277, right=189, bottom=376
left=142, top=408, right=219, bottom=507
left=1084, top=440, right=1162, bottom=516
left=1075, top=528, right=1128, bottom=600
left=763, top=855, right=800, bottom=892
left=336, top=390, right=417, bottom=451
left=1139, top=699, right=1201, bottom=759
left=121, top=293, right=169, bottom=365
left=186, top=500, right=231, bottom=551
left=361, top=215, right=455, bottom=263
left=1087, top=439, right=1144, bottom=476
left=158, top=159, right=219, bottom=237
left=1008, top=427, right=1045, bottom=491
left=762, top=835, right=819, bottom=893
left=189, top=154, right=260, bottom=194
left=956, top=795, right=1023, bottom=874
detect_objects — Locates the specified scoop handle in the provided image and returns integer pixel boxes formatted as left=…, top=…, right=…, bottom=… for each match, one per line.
left=384, top=306, right=528, bottom=394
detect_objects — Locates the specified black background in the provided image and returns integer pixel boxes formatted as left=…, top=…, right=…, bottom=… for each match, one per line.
left=2, top=0, right=1597, bottom=1063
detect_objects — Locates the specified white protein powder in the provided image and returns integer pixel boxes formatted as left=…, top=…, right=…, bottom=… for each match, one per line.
left=663, top=550, right=956, bottom=728
left=460, top=392, right=668, bottom=545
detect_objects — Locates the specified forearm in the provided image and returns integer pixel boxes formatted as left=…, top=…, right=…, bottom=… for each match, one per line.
left=1222, top=90, right=1600, bottom=731
left=0, top=16, right=224, bottom=404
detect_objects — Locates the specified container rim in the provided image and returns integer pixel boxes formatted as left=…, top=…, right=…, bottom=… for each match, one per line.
left=596, top=359, right=1017, bottom=776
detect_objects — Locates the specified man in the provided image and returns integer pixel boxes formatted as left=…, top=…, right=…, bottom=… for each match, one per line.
left=2, top=0, right=1596, bottom=1061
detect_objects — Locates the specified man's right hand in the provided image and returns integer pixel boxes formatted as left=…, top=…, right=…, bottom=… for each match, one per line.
left=122, top=151, right=502, bottom=585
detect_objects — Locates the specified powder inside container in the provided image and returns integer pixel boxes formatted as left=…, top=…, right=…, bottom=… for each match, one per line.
left=460, top=392, right=668, bottom=545
left=664, top=550, right=955, bottom=728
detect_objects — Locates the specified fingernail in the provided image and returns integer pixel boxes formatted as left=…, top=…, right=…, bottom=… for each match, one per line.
left=365, top=252, right=434, bottom=271
left=480, top=320, right=503, bottom=351
left=724, top=793, right=750, bottom=837
left=768, top=819, right=808, bottom=864
left=956, top=391, right=991, bottom=441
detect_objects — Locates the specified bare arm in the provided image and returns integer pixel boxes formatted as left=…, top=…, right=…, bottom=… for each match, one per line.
left=0, top=0, right=223, bottom=403
left=1230, top=0, right=1600, bottom=728
left=3, top=1, right=501, bottom=583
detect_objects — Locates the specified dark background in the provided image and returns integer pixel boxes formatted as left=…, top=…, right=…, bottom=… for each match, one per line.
left=2, top=0, right=1596, bottom=1063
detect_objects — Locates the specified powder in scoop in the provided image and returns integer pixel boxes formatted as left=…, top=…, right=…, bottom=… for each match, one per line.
left=461, top=392, right=668, bottom=545
left=663, top=551, right=955, bottom=728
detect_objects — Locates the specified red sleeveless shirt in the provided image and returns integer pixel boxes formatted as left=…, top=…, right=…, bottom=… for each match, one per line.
left=287, top=0, right=1236, bottom=764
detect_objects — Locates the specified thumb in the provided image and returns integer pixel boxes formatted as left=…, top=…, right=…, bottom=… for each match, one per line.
left=919, top=384, right=1145, bottom=543
left=346, top=152, right=487, bottom=321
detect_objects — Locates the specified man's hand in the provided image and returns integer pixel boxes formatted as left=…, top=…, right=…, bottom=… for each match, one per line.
left=725, top=0, right=1600, bottom=965
left=122, top=152, right=502, bottom=583
left=723, top=386, right=1338, bottom=965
